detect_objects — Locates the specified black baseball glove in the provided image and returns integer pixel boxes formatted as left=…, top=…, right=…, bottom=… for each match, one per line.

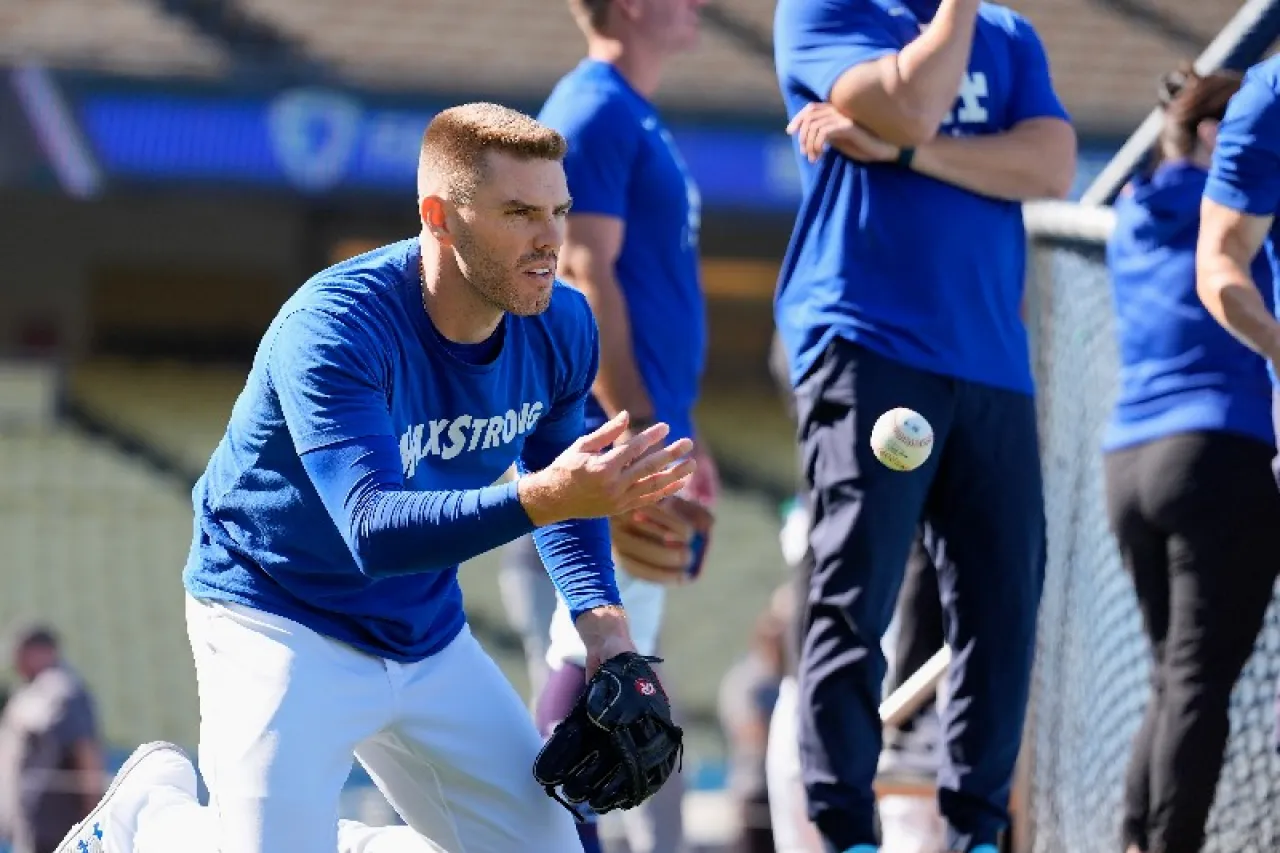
left=532, top=652, right=684, bottom=819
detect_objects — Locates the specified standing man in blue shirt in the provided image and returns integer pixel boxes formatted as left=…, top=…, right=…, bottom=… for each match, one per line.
left=772, top=1, right=1076, bottom=850
left=1196, top=53, right=1280, bottom=769
left=502, top=2, right=717, bottom=851
left=55, top=102, right=695, bottom=853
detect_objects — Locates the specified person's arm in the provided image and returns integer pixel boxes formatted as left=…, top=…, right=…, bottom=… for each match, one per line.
left=779, top=0, right=980, bottom=147
left=299, top=437, right=536, bottom=576
left=914, top=17, right=1074, bottom=199
left=70, top=739, right=105, bottom=814
left=1198, top=201, right=1280, bottom=359
left=522, top=424, right=635, bottom=671
left=1199, top=69, right=1280, bottom=361
left=559, top=215, right=654, bottom=425
left=516, top=301, right=669, bottom=674
left=551, top=97, right=655, bottom=427
left=790, top=109, right=1074, bottom=201
left=909, top=118, right=1076, bottom=200
left=789, top=14, right=1075, bottom=201
left=272, top=307, right=540, bottom=576
left=51, top=689, right=104, bottom=815
left=516, top=315, right=620, bottom=622
left=275, top=307, right=688, bottom=578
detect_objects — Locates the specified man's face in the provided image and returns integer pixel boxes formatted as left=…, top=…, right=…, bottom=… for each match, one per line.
left=14, top=642, right=52, bottom=683
left=633, top=0, right=706, bottom=53
left=449, top=152, right=570, bottom=317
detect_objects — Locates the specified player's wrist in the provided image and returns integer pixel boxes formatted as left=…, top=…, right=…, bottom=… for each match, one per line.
left=575, top=605, right=632, bottom=644
left=516, top=470, right=566, bottom=527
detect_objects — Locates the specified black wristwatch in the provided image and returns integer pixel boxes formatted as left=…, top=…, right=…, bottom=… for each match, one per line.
left=896, top=146, right=916, bottom=169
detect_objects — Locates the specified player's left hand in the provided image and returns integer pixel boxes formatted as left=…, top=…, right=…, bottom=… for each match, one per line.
left=533, top=650, right=683, bottom=819
left=787, top=102, right=899, bottom=164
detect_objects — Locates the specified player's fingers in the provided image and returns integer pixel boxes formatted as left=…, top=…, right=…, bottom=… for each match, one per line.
left=616, top=531, right=691, bottom=569
left=807, top=121, right=834, bottom=160
left=807, top=116, right=841, bottom=161
left=623, top=459, right=697, bottom=508
left=578, top=411, right=631, bottom=453
left=623, top=437, right=694, bottom=482
left=802, top=119, right=822, bottom=161
left=786, top=103, right=816, bottom=135
left=616, top=556, right=689, bottom=586
left=600, top=422, right=670, bottom=468
left=631, top=501, right=695, bottom=542
left=623, top=474, right=695, bottom=515
left=621, top=511, right=679, bottom=541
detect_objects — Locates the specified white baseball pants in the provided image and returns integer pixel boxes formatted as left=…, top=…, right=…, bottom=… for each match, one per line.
left=546, top=567, right=667, bottom=668
left=135, top=594, right=582, bottom=853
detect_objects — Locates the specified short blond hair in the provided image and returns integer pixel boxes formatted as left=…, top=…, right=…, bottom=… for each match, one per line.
left=418, top=102, right=566, bottom=203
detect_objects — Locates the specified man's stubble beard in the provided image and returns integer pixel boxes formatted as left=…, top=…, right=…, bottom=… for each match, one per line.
left=454, top=227, right=553, bottom=317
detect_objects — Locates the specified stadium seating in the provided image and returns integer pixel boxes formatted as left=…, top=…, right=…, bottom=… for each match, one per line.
left=0, top=0, right=226, bottom=78
left=0, top=422, right=199, bottom=750
left=70, top=358, right=245, bottom=477
left=0, top=0, right=1241, bottom=130
left=231, top=0, right=783, bottom=113
left=1011, top=0, right=1241, bottom=132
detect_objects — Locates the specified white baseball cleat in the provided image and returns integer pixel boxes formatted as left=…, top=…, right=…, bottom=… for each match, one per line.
left=54, top=741, right=197, bottom=853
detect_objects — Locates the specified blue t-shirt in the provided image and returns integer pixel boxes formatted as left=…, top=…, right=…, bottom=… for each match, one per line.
left=1206, top=56, right=1280, bottom=339
left=1104, top=161, right=1274, bottom=452
left=538, top=59, right=706, bottom=441
left=185, top=239, right=618, bottom=662
left=772, top=0, right=1070, bottom=392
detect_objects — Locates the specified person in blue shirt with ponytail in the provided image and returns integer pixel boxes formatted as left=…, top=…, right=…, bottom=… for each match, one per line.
left=1105, top=66, right=1280, bottom=853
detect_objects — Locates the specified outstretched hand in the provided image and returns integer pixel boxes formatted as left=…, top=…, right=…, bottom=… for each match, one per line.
left=518, top=412, right=696, bottom=527
left=786, top=102, right=900, bottom=165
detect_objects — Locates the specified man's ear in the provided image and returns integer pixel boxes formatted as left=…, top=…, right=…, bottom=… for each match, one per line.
left=420, top=195, right=453, bottom=246
left=611, top=0, right=641, bottom=23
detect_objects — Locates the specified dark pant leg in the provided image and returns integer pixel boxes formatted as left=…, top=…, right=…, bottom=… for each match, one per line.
left=1105, top=446, right=1172, bottom=853
left=923, top=382, right=1046, bottom=851
left=1139, top=433, right=1280, bottom=853
left=886, top=531, right=945, bottom=733
left=794, top=340, right=956, bottom=849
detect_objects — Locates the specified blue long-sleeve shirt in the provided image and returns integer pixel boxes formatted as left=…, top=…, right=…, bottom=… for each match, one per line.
left=185, top=238, right=620, bottom=662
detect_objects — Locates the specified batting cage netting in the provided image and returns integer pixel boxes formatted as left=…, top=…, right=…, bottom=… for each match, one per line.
left=1017, top=200, right=1280, bottom=853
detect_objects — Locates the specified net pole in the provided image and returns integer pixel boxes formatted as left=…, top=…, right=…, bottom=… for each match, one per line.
left=1079, top=0, right=1280, bottom=207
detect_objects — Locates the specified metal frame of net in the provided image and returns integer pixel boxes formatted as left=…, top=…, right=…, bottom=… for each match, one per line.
left=1016, top=200, right=1280, bottom=853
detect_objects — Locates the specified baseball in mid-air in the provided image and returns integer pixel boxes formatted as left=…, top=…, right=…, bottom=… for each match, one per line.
left=870, top=407, right=934, bottom=472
